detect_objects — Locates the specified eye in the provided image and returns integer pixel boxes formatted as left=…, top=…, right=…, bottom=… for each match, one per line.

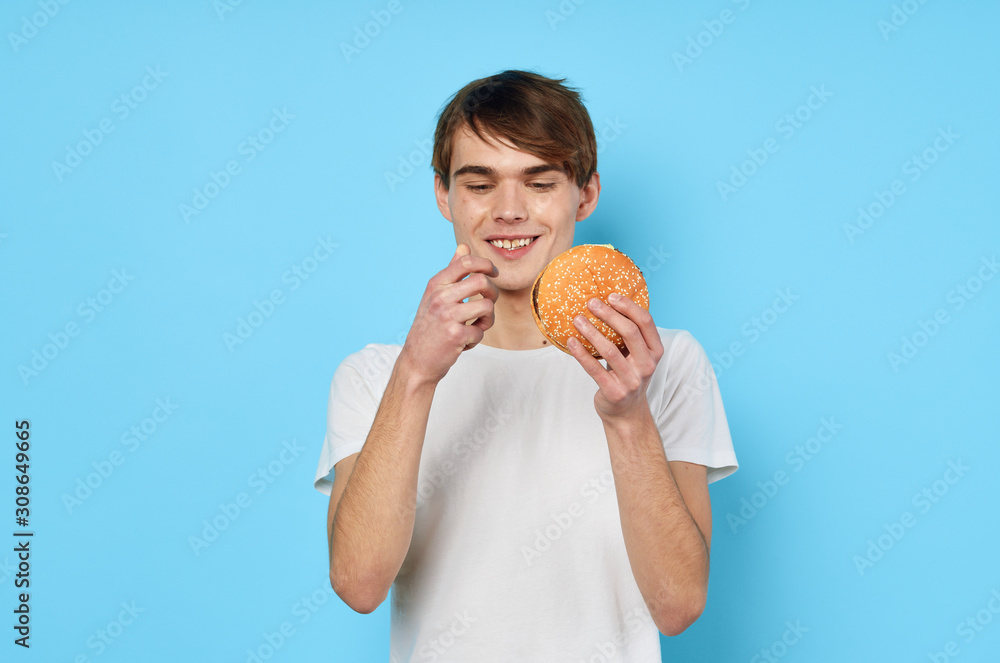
left=530, top=182, right=556, bottom=190
left=465, top=184, right=492, bottom=192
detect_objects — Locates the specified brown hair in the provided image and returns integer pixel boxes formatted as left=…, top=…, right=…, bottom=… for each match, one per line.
left=432, top=70, right=597, bottom=190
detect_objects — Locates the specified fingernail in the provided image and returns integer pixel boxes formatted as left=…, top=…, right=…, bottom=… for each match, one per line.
left=609, top=292, right=621, bottom=303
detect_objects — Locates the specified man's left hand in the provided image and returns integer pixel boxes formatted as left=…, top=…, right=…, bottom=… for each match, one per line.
left=566, top=292, right=664, bottom=423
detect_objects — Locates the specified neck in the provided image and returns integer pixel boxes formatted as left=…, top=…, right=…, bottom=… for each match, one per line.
left=478, top=286, right=552, bottom=351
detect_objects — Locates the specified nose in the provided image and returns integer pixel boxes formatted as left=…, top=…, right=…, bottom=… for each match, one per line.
left=491, top=180, right=528, bottom=224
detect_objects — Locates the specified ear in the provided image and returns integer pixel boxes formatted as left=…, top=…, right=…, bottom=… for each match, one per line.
left=575, top=171, right=601, bottom=222
left=434, top=173, right=453, bottom=223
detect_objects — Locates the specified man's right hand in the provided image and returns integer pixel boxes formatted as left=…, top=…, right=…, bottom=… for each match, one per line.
left=398, top=243, right=499, bottom=386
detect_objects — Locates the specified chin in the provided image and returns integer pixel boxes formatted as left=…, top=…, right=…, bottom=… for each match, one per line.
left=487, top=266, right=534, bottom=292
left=495, top=276, right=536, bottom=293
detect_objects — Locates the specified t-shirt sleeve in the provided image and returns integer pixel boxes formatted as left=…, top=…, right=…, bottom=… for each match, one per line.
left=653, top=329, right=738, bottom=484
left=312, top=350, right=381, bottom=496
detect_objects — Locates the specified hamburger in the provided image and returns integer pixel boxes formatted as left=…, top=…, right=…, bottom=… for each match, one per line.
left=531, top=244, right=649, bottom=358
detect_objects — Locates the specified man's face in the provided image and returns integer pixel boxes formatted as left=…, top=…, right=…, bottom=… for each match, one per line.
left=434, top=123, right=600, bottom=293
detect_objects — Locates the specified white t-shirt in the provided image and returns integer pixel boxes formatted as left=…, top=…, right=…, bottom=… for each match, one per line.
left=314, top=327, right=738, bottom=662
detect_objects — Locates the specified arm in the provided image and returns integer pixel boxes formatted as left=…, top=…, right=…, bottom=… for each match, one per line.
left=326, top=453, right=357, bottom=563
left=602, top=410, right=711, bottom=636
left=327, top=244, right=499, bottom=614
left=566, top=293, right=711, bottom=636
left=329, top=359, right=437, bottom=614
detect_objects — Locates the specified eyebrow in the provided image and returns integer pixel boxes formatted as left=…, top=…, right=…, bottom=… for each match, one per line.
left=452, top=163, right=566, bottom=179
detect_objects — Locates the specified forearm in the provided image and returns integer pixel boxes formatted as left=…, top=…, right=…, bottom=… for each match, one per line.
left=330, top=354, right=435, bottom=611
left=604, top=406, right=709, bottom=635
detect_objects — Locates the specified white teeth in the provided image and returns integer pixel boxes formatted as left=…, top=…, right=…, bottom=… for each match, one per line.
left=490, top=237, right=535, bottom=249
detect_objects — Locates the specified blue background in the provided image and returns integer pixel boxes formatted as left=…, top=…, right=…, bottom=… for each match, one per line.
left=3, top=1, right=998, bottom=661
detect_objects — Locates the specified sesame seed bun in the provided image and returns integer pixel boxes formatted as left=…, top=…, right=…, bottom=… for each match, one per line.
left=531, top=244, right=650, bottom=358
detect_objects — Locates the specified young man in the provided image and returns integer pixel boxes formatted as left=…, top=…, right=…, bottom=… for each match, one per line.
left=314, top=70, right=738, bottom=661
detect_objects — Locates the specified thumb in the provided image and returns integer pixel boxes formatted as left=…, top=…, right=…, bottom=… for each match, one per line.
left=453, top=243, right=470, bottom=261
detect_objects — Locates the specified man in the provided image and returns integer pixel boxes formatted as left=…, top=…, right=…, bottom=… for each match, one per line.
left=314, top=69, right=738, bottom=661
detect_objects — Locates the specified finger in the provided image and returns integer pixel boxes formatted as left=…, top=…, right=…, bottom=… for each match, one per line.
left=466, top=271, right=500, bottom=303
left=586, top=296, right=650, bottom=365
left=606, top=293, right=663, bottom=360
left=458, top=322, right=486, bottom=351
left=573, top=313, right=631, bottom=379
left=451, top=243, right=498, bottom=277
left=448, top=271, right=500, bottom=304
left=566, top=335, right=614, bottom=391
left=459, top=297, right=495, bottom=332
left=432, top=250, right=499, bottom=288
left=461, top=325, right=486, bottom=351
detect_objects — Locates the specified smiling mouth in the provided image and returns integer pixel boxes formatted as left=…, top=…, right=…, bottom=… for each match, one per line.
left=487, top=236, right=538, bottom=250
